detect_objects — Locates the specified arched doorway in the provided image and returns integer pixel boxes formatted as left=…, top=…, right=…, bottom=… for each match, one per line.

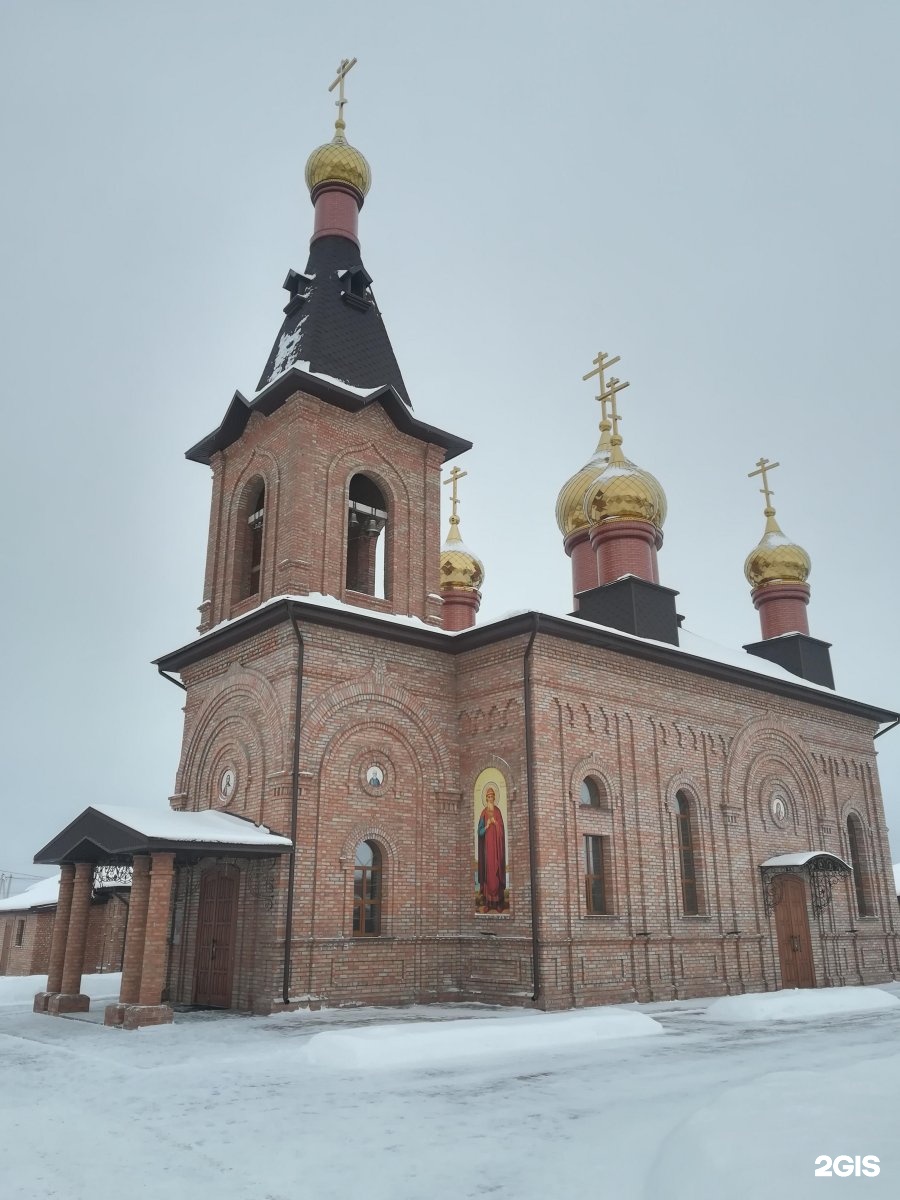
left=194, top=868, right=239, bottom=1008
left=772, top=874, right=816, bottom=989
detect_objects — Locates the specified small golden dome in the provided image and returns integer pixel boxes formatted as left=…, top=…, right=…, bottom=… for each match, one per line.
left=305, top=121, right=372, bottom=198
left=583, top=439, right=667, bottom=529
left=744, top=511, right=811, bottom=588
left=440, top=519, right=484, bottom=592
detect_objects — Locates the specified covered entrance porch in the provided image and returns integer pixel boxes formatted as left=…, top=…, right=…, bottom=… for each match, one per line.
left=761, top=851, right=852, bottom=990
left=32, top=804, right=291, bottom=1029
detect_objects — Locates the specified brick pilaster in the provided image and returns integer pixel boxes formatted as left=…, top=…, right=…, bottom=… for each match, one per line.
left=137, top=852, right=175, bottom=1006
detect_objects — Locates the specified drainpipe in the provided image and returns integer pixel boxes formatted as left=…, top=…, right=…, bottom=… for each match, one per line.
left=874, top=716, right=899, bottom=740
left=157, top=667, right=187, bottom=692
left=524, top=614, right=542, bottom=1005
left=284, top=603, right=305, bottom=1005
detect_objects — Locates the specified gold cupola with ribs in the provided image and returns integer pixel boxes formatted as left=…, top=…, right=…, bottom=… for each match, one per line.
left=744, top=457, right=811, bottom=589
left=304, top=57, right=372, bottom=200
left=582, top=375, right=667, bottom=531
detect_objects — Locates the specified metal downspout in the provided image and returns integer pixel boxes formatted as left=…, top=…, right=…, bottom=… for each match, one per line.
left=524, top=614, right=542, bottom=1005
left=284, top=604, right=305, bottom=1005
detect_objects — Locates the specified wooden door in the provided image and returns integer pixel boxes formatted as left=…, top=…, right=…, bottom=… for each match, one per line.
left=194, top=870, right=238, bottom=1008
left=773, top=874, right=816, bottom=989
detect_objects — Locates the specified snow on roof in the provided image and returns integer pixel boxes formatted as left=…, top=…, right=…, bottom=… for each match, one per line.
left=0, top=873, right=60, bottom=912
left=90, top=804, right=291, bottom=847
left=256, top=360, right=382, bottom=400
left=760, top=851, right=851, bottom=870
left=173, top=593, right=891, bottom=718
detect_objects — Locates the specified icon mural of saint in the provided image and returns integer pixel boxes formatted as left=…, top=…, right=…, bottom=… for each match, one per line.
left=476, top=784, right=508, bottom=912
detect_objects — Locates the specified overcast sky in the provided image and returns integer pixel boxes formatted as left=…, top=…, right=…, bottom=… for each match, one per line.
left=2, top=0, right=898, bottom=884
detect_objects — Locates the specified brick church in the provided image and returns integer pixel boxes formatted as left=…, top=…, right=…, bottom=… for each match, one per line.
left=32, top=64, right=899, bottom=1029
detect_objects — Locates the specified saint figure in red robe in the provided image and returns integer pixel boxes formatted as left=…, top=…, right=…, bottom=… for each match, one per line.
left=477, top=785, right=507, bottom=912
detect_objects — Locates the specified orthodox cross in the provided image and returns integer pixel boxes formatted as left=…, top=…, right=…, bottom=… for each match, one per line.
left=328, top=57, right=358, bottom=123
left=444, top=465, right=468, bottom=521
left=602, top=376, right=630, bottom=441
left=583, top=350, right=620, bottom=423
left=748, top=456, right=780, bottom=512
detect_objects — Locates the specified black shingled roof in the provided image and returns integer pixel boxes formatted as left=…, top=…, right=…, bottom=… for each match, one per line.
left=257, top=234, right=411, bottom=403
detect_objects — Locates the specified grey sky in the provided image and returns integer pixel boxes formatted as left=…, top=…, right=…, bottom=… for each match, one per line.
left=2, top=1, right=898, bottom=882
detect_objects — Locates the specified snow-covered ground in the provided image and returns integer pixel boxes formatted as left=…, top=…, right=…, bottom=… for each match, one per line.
left=2, top=980, right=899, bottom=1200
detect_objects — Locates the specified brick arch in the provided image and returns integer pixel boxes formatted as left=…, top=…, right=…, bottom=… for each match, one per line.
left=723, top=717, right=824, bottom=820
left=663, top=774, right=705, bottom=816
left=339, top=824, right=400, bottom=868
left=301, top=680, right=450, bottom=793
left=225, top=450, right=282, bottom=606
left=180, top=666, right=286, bottom=798
left=569, top=754, right=616, bottom=809
left=325, top=445, right=413, bottom=602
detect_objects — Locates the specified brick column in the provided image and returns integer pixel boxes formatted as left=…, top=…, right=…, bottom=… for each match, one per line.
left=590, top=519, right=660, bottom=586
left=753, top=582, right=810, bottom=638
left=104, top=855, right=151, bottom=1027
left=123, top=851, right=176, bottom=1029
left=565, top=530, right=599, bottom=607
left=441, top=588, right=480, bottom=631
left=33, top=863, right=75, bottom=1013
left=48, top=862, right=93, bottom=1014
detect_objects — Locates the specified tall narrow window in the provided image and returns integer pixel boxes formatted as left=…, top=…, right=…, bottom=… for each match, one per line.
left=247, top=483, right=265, bottom=597
left=353, top=841, right=383, bottom=936
left=584, top=835, right=610, bottom=914
left=346, top=475, right=387, bottom=598
left=847, top=814, right=874, bottom=916
left=15, top=918, right=25, bottom=947
left=675, top=791, right=701, bottom=915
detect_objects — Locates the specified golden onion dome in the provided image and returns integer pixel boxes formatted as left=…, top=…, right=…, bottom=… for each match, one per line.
left=305, top=120, right=372, bottom=198
left=440, top=518, right=485, bottom=593
left=583, top=438, right=667, bottom=530
left=744, top=511, right=811, bottom=589
left=556, top=446, right=611, bottom=538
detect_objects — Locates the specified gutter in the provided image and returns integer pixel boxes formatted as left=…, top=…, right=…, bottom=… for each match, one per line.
left=523, top=614, right=542, bottom=1005
left=874, top=715, right=899, bottom=740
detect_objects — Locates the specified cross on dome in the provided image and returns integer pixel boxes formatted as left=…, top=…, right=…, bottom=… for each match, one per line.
left=328, top=57, right=358, bottom=128
left=748, top=456, right=780, bottom=516
left=443, top=465, right=468, bottom=524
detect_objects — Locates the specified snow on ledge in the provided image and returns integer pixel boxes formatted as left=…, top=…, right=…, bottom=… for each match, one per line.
left=299, top=1007, right=664, bottom=1070
left=705, top=986, right=900, bottom=1024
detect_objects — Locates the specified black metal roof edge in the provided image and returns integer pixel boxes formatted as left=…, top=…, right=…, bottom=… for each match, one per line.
left=153, top=599, right=898, bottom=726
left=184, top=369, right=472, bottom=465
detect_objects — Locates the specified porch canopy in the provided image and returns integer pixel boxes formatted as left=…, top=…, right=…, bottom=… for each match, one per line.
left=34, top=804, right=292, bottom=865
left=760, top=851, right=851, bottom=872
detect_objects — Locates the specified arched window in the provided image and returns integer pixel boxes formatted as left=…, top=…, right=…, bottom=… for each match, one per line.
left=846, top=814, right=874, bottom=916
left=675, top=790, right=702, bottom=915
left=346, top=475, right=387, bottom=598
left=579, top=777, right=606, bottom=808
left=352, top=840, right=383, bottom=936
left=233, top=478, right=266, bottom=604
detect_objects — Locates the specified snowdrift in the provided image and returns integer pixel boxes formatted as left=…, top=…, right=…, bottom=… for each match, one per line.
left=705, top=985, right=900, bottom=1024
left=0, top=972, right=122, bottom=1008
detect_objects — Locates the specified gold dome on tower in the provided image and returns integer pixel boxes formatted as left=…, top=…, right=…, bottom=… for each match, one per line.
left=584, top=453, right=668, bottom=529
left=744, top=457, right=810, bottom=588
left=305, top=123, right=372, bottom=198
left=744, top=519, right=811, bottom=588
